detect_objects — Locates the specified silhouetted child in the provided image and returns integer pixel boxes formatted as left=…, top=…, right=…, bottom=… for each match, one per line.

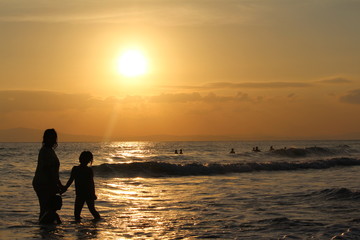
left=63, top=151, right=100, bottom=221
left=39, top=195, right=62, bottom=224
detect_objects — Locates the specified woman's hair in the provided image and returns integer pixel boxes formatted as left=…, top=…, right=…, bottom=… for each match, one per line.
left=42, top=129, right=58, bottom=149
left=79, top=151, right=93, bottom=165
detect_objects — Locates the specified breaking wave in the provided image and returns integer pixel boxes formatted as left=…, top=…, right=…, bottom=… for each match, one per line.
left=93, top=157, right=360, bottom=178
left=307, top=188, right=360, bottom=200
left=270, top=146, right=352, bottom=158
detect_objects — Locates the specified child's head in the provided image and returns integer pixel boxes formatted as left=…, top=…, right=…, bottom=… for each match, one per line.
left=79, top=151, right=93, bottom=165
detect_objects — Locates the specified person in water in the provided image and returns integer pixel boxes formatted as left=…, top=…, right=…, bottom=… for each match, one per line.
left=230, top=148, right=235, bottom=154
left=253, top=146, right=261, bottom=152
left=63, top=151, right=101, bottom=221
left=33, top=129, right=64, bottom=223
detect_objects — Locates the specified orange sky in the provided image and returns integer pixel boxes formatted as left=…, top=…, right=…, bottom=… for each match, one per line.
left=1, top=1, right=360, bottom=140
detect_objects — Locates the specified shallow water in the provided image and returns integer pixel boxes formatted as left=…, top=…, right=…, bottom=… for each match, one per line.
left=1, top=140, right=360, bottom=239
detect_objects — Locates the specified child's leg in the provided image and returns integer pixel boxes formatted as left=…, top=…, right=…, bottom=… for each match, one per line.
left=74, top=196, right=85, bottom=220
left=86, top=199, right=100, bottom=219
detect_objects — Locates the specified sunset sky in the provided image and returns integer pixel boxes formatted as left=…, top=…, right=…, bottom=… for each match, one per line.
left=1, top=0, right=360, bottom=141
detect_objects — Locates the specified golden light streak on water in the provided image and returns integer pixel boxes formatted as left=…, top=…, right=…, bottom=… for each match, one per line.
left=94, top=177, right=192, bottom=239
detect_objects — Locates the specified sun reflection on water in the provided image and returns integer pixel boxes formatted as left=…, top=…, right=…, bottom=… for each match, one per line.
left=95, top=177, right=196, bottom=239
left=106, top=142, right=155, bottom=164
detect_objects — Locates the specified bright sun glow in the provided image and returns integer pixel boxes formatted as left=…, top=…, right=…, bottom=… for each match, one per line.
left=117, top=49, right=148, bottom=77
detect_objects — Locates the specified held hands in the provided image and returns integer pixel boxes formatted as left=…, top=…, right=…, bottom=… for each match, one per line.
left=59, top=185, right=68, bottom=195
left=57, top=181, right=66, bottom=195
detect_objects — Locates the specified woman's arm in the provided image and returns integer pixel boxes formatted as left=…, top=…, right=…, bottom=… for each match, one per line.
left=51, top=151, right=63, bottom=192
left=41, top=148, right=61, bottom=193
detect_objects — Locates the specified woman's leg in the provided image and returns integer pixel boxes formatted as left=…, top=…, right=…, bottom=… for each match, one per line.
left=35, top=190, right=50, bottom=221
left=86, top=199, right=100, bottom=219
left=74, top=196, right=85, bottom=221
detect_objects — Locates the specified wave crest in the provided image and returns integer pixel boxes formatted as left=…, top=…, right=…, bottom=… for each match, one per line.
left=308, top=188, right=360, bottom=201
left=92, top=157, right=360, bottom=178
left=270, top=146, right=350, bottom=158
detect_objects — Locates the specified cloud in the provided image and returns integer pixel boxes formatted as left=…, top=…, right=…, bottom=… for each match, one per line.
left=149, top=92, right=254, bottom=103
left=0, top=90, right=258, bottom=114
left=340, top=89, right=360, bottom=104
left=161, top=81, right=312, bottom=91
left=0, top=1, right=263, bottom=26
left=287, top=93, right=296, bottom=98
left=205, top=81, right=312, bottom=89
left=0, top=90, right=257, bottom=115
left=150, top=92, right=202, bottom=103
left=318, top=77, right=352, bottom=84
left=1, top=0, right=360, bottom=31
left=0, top=90, right=100, bottom=113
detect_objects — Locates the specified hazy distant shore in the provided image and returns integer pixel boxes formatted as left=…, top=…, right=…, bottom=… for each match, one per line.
left=1, top=127, right=359, bottom=142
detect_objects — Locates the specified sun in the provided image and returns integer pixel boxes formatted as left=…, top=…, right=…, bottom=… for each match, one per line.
left=116, top=49, right=148, bottom=77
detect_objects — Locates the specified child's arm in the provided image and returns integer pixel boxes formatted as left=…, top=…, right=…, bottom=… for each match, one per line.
left=90, top=168, right=97, bottom=200
left=63, top=166, right=76, bottom=192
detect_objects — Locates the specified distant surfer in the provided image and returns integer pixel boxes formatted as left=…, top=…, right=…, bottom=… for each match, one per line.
left=179, top=149, right=183, bottom=154
left=269, top=146, right=274, bottom=151
left=230, top=148, right=235, bottom=154
left=175, top=150, right=178, bottom=154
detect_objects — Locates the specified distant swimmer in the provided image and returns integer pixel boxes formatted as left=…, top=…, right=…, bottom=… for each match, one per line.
left=179, top=149, right=183, bottom=154
left=253, top=146, right=261, bottom=152
left=175, top=150, right=178, bottom=154
left=230, top=148, right=235, bottom=154
left=269, top=146, right=274, bottom=151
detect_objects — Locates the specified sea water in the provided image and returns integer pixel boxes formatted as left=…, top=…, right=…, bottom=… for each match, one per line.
left=1, top=140, right=360, bottom=239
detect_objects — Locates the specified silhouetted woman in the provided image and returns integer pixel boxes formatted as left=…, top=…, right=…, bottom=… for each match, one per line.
left=32, top=129, right=64, bottom=222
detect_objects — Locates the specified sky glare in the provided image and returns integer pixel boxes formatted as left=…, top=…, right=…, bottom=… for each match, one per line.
left=1, top=0, right=360, bottom=140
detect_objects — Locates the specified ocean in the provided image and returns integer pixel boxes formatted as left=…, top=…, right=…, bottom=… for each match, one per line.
left=1, top=140, right=360, bottom=239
